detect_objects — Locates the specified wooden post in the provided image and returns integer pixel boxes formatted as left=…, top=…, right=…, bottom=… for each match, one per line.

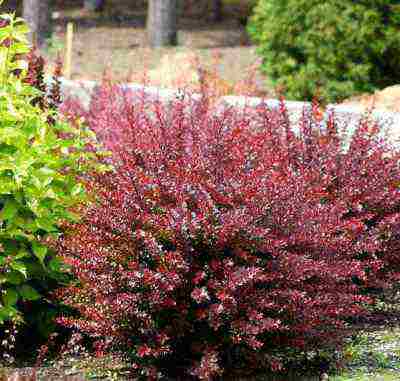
left=64, top=22, right=73, bottom=79
left=84, top=0, right=106, bottom=12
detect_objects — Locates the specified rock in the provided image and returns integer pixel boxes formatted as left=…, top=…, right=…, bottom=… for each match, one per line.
left=341, top=85, right=400, bottom=113
left=147, top=51, right=202, bottom=90
left=144, top=50, right=244, bottom=106
left=145, top=51, right=237, bottom=95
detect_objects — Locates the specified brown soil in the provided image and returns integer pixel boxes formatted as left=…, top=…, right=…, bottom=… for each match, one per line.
left=44, top=0, right=271, bottom=96
left=39, top=0, right=400, bottom=108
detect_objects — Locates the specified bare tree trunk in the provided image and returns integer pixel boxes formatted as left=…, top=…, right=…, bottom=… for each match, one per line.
left=1, top=0, right=19, bottom=13
left=84, top=0, right=106, bottom=12
left=147, top=0, right=178, bottom=47
left=23, top=0, right=52, bottom=48
left=210, top=0, right=223, bottom=22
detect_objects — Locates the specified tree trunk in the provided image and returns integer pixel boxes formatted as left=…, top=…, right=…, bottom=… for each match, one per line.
left=210, top=0, right=223, bottom=22
left=147, top=0, right=178, bottom=47
left=1, top=0, right=19, bottom=14
left=22, top=0, right=52, bottom=48
left=84, top=0, right=106, bottom=12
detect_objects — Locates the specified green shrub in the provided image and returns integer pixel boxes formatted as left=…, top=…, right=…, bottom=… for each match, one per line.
left=247, top=0, right=400, bottom=103
left=0, top=10, right=99, bottom=329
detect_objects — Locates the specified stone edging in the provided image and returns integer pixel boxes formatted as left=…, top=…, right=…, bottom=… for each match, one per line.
left=47, top=76, right=400, bottom=146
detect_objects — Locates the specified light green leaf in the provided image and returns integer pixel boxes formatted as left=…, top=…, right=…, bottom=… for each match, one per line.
left=71, top=183, right=84, bottom=196
left=17, top=284, right=41, bottom=301
left=3, top=270, right=24, bottom=285
left=10, top=261, right=27, bottom=278
left=0, top=305, right=19, bottom=324
left=48, top=257, right=63, bottom=273
left=0, top=198, right=19, bottom=220
left=15, top=249, right=29, bottom=259
left=9, top=59, right=28, bottom=72
left=2, top=287, right=18, bottom=306
left=32, top=241, right=47, bottom=264
left=35, top=217, right=57, bottom=232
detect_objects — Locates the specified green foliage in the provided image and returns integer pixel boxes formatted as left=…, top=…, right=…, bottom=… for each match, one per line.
left=330, top=328, right=400, bottom=380
left=247, top=0, right=400, bottom=102
left=0, top=11, right=100, bottom=327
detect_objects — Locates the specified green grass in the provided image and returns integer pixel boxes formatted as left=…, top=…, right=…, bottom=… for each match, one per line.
left=330, top=327, right=400, bottom=381
left=331, top=370, right=400, bottom=381
left=2, top=327, right=400, bottom=380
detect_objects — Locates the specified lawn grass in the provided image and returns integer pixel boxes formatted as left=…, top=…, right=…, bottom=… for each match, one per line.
left=331, top=370, right=399, bottom=381
left=329, top=327, right=400, bottom=381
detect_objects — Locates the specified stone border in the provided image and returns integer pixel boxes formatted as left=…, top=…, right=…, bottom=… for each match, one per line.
left=47, top=76, right=400, bottom=146
left=46, top=76, right=201, bottom=109
left=216, top=95, right=400, bottom=146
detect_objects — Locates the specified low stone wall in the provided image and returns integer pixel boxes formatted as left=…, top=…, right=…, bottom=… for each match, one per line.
left=47, top=77, right=200, bottom=110
left=216, top=95, right=400, bottom=149
left=48, top=77, right=400, bottom=148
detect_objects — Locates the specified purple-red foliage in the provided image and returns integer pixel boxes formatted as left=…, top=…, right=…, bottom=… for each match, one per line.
left=48, top=53, right=63, bottom=110
left=56, top=85, right=400, bottom=380
left=22, top=47, right=49, bottom=110
left=1, top=16, right=62, bottom=114
left=15, top=46, right=63, bottom=122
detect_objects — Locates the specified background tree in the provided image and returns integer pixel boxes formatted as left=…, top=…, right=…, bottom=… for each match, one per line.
left=0, top=0, right=19, bottom=14
left=84, top=0, right=106, bottom=12
left=247, top=0, right=400, bottom=102
left=209, top=0, right=223, bottom=22
left=147, top=0, right=178, bottom=47
left=22, top=0, right=52, bottom=48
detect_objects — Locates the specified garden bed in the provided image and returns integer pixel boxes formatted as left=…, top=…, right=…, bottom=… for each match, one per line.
left=2, top=5, right=400, bottom=379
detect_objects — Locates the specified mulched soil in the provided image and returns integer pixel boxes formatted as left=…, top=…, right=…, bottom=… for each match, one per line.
left=42, top=0, right=271, bottom=96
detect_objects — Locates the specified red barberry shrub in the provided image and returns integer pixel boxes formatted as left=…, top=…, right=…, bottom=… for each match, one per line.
left=13, top=45, right=63, bottom=119
left=23, top=47, right=48, bottom=108
left=0, top=17, right=60, bottom=113
left=56, top=85, right=400, bottom=380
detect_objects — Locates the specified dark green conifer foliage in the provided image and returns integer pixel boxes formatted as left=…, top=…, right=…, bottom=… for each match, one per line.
left=247, top=0, right=400, bottom=102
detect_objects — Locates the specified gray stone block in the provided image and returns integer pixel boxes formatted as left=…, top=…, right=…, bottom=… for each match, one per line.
left=45, top=76, right=201, bottom=110
left=46, top=77, right=400, bottom=150
left=214, top=95, right=400, bottom=150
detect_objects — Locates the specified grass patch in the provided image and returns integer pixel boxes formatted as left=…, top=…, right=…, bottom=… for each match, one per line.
left=330, top=327, right=400, bottom=381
